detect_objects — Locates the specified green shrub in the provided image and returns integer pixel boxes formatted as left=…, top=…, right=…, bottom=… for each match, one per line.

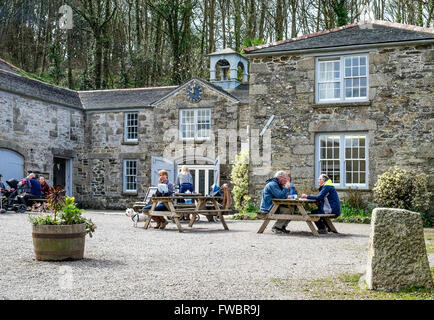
left=373, top=166, right=432, bottom=226
left=335, top=200, right=372, bottom=224
left=230, top=148, right=249, bottom=211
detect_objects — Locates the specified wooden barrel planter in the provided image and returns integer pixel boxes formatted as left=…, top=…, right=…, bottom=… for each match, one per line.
left=32, top=224, right=86, bottom=261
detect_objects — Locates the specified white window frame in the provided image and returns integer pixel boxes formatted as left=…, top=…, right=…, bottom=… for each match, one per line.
left=178, top=164, right=215, bottom=195
left=124, top=112, right=139, bottom=142
left=315, top=54, right=369, bottom=104
left=123, top=159, right=138, bottom=193
left=179, top=109, right=211, bottom=141
left=315, top=133, right=369, bottom=189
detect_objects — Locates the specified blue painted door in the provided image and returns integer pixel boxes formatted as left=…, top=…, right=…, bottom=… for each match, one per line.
left=0, top=149, right=24, bottom=183
left=151, top=156, right=177, bottom=187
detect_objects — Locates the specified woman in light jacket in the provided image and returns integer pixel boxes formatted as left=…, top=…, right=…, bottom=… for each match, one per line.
left=176, top=166, right=194, bottom=219
left=176, top=165, right=194, bottom=194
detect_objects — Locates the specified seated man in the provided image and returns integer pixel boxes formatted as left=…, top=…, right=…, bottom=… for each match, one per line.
left=142, top=170, right=173, bottom=229
left=39, top=176, right=50, bottom=197
left=20, top=173, right=42, bottom=207
left=260, top=170, right=293, bottom=234
left=301, top=174, right=341, bottom=234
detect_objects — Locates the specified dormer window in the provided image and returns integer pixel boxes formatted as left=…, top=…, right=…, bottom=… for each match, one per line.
left=316, top=54, right=369, bottom=103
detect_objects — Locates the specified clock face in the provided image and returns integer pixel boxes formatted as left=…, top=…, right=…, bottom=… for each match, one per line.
left=186, top=84, right=203, bottom=102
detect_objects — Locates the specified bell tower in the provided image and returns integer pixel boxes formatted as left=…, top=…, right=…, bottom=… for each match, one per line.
left=208, top=48, right=248, bottom=89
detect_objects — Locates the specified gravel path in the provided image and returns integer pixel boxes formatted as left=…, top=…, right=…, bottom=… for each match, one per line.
left=1, top=211, right=432, bottom=300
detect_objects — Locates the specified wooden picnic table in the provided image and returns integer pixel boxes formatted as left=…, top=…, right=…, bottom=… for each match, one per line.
left=143, top=195, right=230, bottom=232
left=257, top=198, right=338, bottom=237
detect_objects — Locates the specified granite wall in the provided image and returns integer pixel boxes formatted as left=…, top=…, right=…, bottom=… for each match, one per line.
left=76, top=108, right=154, bottom=209
left=0, top=90, right=85, bottom=193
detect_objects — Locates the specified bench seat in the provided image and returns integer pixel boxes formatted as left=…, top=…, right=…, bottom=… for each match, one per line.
left=308, top=214, right=337, bottom=218
left=174, top=209, right=232, bottom=214
left=257, top=212, right=337, bottom=218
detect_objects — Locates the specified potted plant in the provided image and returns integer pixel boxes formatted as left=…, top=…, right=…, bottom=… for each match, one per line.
left=28, top=186, right=96, bottom=261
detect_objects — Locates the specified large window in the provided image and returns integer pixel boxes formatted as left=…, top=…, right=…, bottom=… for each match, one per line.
left=316, top=54, right=369, bottom=103
left=123, top=160, right=138, bottom=193
left=124, top=112, right=138, bottom=142
left=315, top=133, right=368, bottom=189
left=180, top=109, right=211, bottom=140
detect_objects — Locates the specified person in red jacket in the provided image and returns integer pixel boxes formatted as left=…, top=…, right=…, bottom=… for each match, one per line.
left=39, top=176, right=50, bottom=197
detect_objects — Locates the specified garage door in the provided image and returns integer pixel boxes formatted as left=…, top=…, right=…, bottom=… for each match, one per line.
left=0, top=148, right=24, bottom=183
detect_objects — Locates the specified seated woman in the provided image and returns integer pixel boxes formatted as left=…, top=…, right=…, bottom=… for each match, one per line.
left=176, top=165, right=194, bottom=194
left=39, top=176, right=50, bottom=197
left=142, top=170, right=174, bottom=229
left=175, top=165, right=194, bottom=219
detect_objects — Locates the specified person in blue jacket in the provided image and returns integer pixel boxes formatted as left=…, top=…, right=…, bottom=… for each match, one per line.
left=142, top=170, right=173, bottom=229
left=301, top=174, right=341, bottom=234
left=260, top=170, right=297, bottom=234
left=20, top=173, right=42, bottom=207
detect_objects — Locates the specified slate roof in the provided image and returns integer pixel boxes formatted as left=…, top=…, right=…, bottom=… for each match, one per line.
left=244, top=20, right=434, bottom=55
left=198, top=78, right=240, bottom=102
left=226, top=83, right=249, bottom=104
left=0, top=58, right=22, bottom=74
left=0, top=69, right=83, bottom=109
left=78, top=86, right=177, bottom=110
left=0, top=60, right=242, bottom=111
left=150, top=78, right=240, bottom=106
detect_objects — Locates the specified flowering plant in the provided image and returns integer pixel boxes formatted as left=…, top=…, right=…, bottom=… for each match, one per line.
left=28, top=188, right=96, bottom=237
left=230, top=148, right=249, bottom=211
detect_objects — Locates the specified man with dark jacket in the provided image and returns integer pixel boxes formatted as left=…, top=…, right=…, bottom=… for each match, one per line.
left=260, top=171, right=295, bottom=234
left=20, top=173, right=42, bottom=207
left=301, top=174, right=341, bottom=234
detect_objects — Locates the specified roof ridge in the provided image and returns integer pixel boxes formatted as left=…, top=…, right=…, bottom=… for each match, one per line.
left=0, top=57, right=24, bottom=73
left=78, top=85, right=178, bottom=93
left=244, top=20, right=434, bottom=53
left=0, top=68, right=78, bottom=94
left=364, top=19, right=434, bottom=34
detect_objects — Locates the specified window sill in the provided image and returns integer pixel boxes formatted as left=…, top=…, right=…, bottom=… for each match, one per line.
left=122, top=141, right=139, bottom=145
left=179, top=138, right=210, bottom=143
left=122, top=191, right=138, bottom=196
left=313, top=101, right=371, bottom=108
left=334, top=188, right=371, bottom=192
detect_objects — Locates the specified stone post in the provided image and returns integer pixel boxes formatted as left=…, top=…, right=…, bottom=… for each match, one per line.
left=365, top=208, right=433, bottom=291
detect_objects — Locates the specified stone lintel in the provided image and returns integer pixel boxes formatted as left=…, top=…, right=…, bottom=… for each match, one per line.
left=308, top=119, right=377, bottom=132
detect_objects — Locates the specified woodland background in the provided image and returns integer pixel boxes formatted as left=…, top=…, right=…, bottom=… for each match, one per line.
left=0, top=0, right=433, bottom=90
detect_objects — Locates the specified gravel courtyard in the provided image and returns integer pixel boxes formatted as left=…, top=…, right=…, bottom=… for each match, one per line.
left=1, top=211, right=433, bottom=300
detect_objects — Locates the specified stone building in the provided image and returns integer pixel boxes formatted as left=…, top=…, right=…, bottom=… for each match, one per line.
left=0, top=20, right=432, bottom=210
left=244, top=20, right=434, bottom=207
